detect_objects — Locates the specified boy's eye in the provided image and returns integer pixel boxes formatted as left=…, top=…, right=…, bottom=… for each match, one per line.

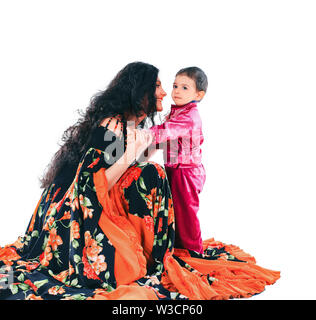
left=173, top=85, right=178, bottom=89
left=183, top=86, right=188, bottom=90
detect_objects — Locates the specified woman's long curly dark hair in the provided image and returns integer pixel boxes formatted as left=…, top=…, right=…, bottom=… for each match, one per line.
left=39, top=61, right=159, bottom=190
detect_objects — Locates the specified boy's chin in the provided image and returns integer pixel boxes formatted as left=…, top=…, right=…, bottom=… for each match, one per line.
left=173, top=100, right=190, bottom=106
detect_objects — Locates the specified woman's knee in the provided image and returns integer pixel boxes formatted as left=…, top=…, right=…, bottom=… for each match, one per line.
left=139, top=162, right=166, bottom=181
left=120, top=162, right=165, bottom=191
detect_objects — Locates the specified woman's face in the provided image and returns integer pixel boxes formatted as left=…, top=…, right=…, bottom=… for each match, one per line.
left=155, top=77, right=167, bottom=112
left=127, top=77, right=166, bottom=125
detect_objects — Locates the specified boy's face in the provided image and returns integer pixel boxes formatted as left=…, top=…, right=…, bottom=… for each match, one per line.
left=171, top=75, right=205, bottom=106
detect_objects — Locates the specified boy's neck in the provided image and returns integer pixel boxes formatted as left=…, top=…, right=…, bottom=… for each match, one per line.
left=172, top=100, right=199, bottom=108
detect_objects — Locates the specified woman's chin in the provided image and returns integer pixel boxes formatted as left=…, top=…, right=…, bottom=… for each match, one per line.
left=156, top=103, right=163, bottom=112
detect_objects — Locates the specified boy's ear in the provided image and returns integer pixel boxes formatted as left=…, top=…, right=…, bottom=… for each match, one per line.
left=196, top=90, right=206, bottom=101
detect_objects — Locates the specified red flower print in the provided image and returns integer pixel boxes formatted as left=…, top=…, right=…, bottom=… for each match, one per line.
left=82, top=248, right=100, bottom=280
left=70, top=221, right=80, bottom=241
left=0, top=247, right=21, bottom=266
left=144, top=215, right=154, bottom=232
left=157, top=218, right=163, bottom=233
left=84, top=231, right=102, bottom=262
left=150, top=162, right=166, bottom=179
left=48, top=228, right=63, bottom=251
left=83, top=207, right=94, bottom=220
left=11, top=237, right=24, bottom=249
left=145, top=188, right=156, bottom=210
left=88, top=157, right=100, bottom=169
left=167, top=198, right=174, bottom=225
left=48, top=286, right=65, bottom=295
left=120, top=167, right=142, bottom=189
left=91, top=255, right=107, bottom=275
left=45, top=188, right=52, bottom=203
left=50, top=266, right=74, bottom=284
left=25, top=294, right=43, bottom=300
left=43, top=217, right=55, bottom=231
left=26, top=262, right=40, bottom=271
left=24, top=279, right=38, bottom=292
left=56, top=199, right=64, bottom=213
left=60, top=210, right=71, bottom=220
left=40, top=246, right=53, bottom=267
left=70, top=198, right=79, bottom=212
left=17, top=260, right=40, bottom=271
left=51, top=187, right=61, bottom=202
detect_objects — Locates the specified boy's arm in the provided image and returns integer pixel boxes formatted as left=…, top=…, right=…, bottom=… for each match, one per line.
left=148, top=111, right=193, bottom=145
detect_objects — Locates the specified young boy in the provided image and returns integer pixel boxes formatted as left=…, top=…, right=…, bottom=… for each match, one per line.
left=149, top=67, right=208, bottom=254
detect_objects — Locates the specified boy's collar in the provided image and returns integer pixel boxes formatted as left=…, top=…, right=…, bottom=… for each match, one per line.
left=171, top=100, right=199, bottom=109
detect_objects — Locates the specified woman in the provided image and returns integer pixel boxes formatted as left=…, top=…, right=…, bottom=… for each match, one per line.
left=0, top=62, right=279, bottom=300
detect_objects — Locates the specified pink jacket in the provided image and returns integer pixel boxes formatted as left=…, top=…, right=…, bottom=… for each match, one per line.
left=149, top=101, right=204, bottom=168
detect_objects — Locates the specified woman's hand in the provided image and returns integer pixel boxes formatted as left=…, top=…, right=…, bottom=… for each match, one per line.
left=124, top=126, right=153, bottom=163
left=105, top=124, right=153, bottom=191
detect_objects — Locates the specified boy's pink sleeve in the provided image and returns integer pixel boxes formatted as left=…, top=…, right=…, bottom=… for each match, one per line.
left=148, top=111, right=193, bottom=144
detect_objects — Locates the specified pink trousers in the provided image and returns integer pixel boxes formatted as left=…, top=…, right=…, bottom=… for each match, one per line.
left=165, top=164, right=206, bottom=254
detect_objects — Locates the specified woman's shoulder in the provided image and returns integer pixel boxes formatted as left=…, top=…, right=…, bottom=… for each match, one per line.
left=99, top=117, right=124, bottom=138
left=90, top=117, right=125, bottom=151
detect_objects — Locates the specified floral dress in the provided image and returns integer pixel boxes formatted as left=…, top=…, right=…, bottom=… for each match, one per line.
left=0, top=123, right=280, bottom=300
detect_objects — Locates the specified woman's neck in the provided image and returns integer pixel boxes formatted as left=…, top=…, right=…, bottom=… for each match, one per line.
left=125, top=113, right=146, bottom=127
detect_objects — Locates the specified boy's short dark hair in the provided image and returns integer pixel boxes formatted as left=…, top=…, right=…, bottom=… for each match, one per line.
left=176, top=66, right=208, bottom=92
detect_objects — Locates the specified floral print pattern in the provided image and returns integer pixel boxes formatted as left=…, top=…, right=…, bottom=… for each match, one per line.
left=0, top=127, right=280, bottom=300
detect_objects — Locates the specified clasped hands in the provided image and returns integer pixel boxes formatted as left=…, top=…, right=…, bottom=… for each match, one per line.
left=118, top=125, right=155, bottom=165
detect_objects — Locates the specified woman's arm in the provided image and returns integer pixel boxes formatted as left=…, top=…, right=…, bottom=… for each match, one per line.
left=103, top=122, right=152, bottom=191
left=104, top=157, right=132, bottom=191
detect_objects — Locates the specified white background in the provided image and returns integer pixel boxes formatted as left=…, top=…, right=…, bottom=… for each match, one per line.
left=0, top=0, right=315, bottom=299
